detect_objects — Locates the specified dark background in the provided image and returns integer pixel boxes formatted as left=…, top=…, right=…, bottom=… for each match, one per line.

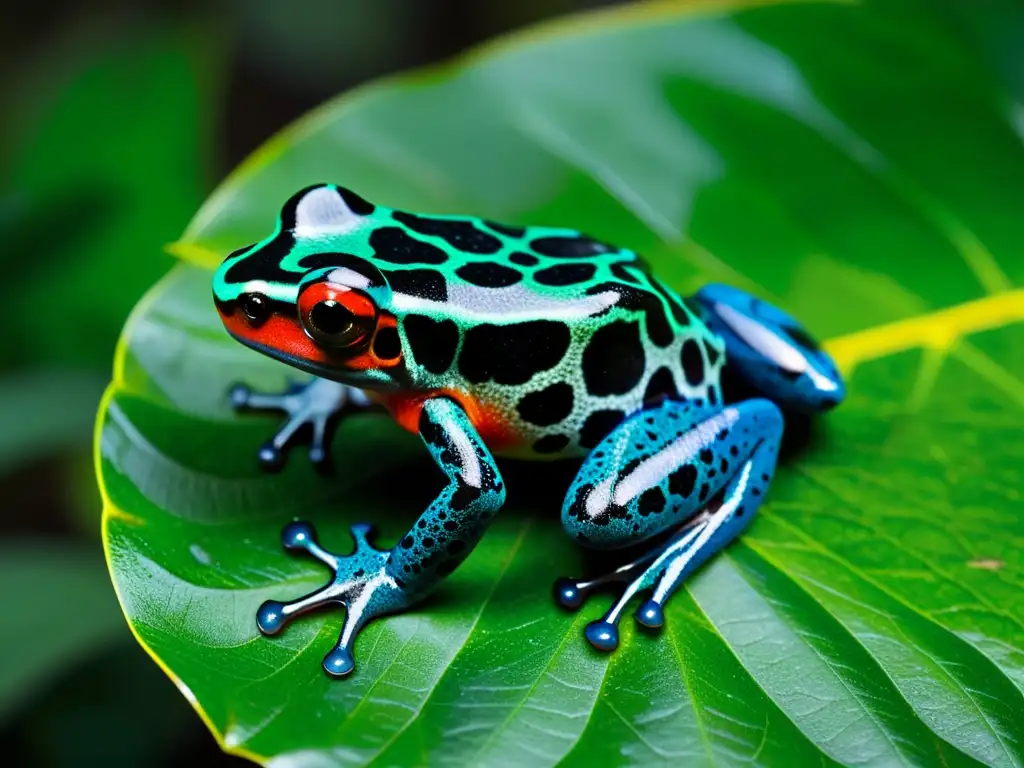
left=0, top=1, right=617, bottom=765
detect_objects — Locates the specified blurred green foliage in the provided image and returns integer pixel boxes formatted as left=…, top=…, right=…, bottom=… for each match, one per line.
left=4, top=30, right=212, bottom=368
left=0, top=13, right=224, bottom=767
left=0, top=2, right=610, bottom=765
left=0, top=542, right=126, bottom=723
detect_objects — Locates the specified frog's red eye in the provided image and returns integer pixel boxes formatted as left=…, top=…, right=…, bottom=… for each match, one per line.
left=298, top=282, right=377, bottom=349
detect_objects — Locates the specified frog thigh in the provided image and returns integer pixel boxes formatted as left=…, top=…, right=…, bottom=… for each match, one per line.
left=561, top=398, right=781, bottom=549
left=556, top=397, right=784, bottom=651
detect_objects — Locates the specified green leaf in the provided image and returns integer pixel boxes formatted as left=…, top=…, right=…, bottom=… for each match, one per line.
left=100, top=0, right=1024, bottom=765
left=0, top=541, right=126, bottom=723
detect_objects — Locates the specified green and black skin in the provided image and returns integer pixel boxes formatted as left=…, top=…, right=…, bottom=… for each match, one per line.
left=212, top=183, right=846, bottom=677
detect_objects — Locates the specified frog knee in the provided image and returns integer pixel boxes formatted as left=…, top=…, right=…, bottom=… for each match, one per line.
left=741, top=397, right=784, bottom=435
left=561, top=478, right=649, bottom=550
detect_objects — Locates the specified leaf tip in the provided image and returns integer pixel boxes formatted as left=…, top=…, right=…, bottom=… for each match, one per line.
left=165, top=240, right=221, bottom=270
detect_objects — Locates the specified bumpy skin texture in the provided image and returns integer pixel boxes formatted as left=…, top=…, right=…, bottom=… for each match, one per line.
left=213, top=184, right=845, bottom=676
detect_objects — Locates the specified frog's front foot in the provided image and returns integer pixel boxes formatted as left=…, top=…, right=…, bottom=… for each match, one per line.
left=256, top=520, right=411, bottom=677
left=229, top=377, right=371, bottom=473
left=256, top=398, right=506, bottom=680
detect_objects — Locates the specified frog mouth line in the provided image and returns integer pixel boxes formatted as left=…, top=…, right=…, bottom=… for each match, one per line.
left=227, top=332, right=347, bottom=383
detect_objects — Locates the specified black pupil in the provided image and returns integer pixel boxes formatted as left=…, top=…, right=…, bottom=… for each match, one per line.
left=310, top=300, right=354, bottom=336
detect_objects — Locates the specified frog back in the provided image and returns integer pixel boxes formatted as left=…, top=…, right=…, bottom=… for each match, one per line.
left=370, top=207, right=727, bottom=460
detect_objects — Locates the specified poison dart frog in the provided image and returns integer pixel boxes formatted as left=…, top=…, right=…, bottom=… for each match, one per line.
left=213, top=184, right=845, bottom=678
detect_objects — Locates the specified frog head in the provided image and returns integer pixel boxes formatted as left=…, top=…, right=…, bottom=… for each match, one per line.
left=213, top=184, right=405, bottom=389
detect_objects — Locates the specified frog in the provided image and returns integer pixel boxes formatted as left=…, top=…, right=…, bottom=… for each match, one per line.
left=212, top=183, right=845, bottom=678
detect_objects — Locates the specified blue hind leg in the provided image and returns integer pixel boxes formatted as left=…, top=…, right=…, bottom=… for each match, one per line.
left=556, top=398, right=783, bottom=651
left=691, top=283, right=845, bottom=413
left=580, top=433, right=781, bottom=650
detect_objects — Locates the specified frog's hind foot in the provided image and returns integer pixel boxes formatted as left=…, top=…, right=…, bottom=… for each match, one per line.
left=555, top=513, right=708, bottom=651
left=256, top=520, right=407, bottom=678
left=555, top=398, right=783, bottom=653
left=230, top=378, right=371, bottom=473
left=558, top=479, right=763, bottom=652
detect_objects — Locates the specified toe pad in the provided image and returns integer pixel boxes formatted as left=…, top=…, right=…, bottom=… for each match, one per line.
left=585, top=621, right=620, bottom=652
left=323, top=647, right=355, bottom=678
left=635, top=599, right=664, bottom=629
left=256, top=600, right=287, bottom=635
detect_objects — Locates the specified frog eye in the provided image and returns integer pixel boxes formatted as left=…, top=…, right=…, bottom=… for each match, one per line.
left=239, top=293, right=271, bottom=328
left=298, top=282, right=377, bottom=349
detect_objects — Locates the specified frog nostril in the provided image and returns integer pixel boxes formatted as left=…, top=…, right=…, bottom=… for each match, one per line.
left=240, top=292, right=271, bottom=327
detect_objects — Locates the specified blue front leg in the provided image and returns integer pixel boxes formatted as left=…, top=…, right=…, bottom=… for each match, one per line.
left=256, top=396, right=505, bottom=678
left=555, top=398, right=783, bottom=651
